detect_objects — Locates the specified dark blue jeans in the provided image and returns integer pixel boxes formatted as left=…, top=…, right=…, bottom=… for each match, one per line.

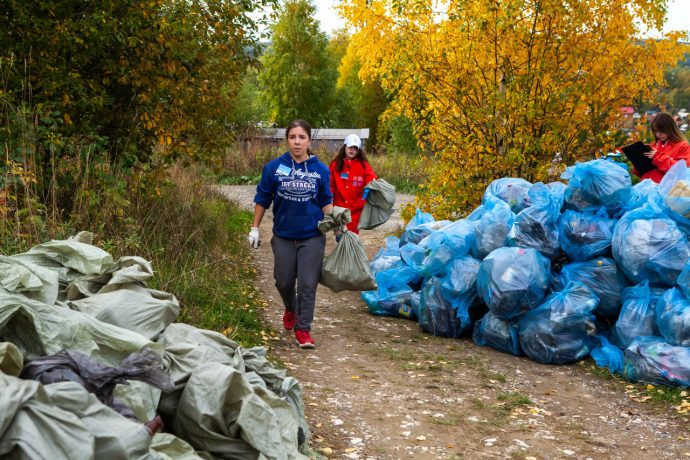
left=271, top=234, right=325, bottom=331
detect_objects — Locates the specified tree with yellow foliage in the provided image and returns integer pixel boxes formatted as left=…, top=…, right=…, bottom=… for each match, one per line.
left=339, top=0, right=688, bottom=218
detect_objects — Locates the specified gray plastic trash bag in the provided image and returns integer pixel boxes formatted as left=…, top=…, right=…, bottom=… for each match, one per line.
left=21, top=348, right=174, bottom=419
left=320, top=231, right=376, bottom=292
left=358, top=178, right=396, bottom=230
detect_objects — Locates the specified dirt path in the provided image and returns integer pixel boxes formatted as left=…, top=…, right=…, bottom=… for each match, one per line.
left=219, top=185, right=690, bottom=460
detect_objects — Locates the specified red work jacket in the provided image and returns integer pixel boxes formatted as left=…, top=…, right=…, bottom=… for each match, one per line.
left=329, top=158, right=377, bottom=233
left=637, top=139, right=690, bottom=183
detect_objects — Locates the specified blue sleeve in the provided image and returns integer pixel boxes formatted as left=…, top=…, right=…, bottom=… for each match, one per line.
left=318, top=166, right=333, bottom=208
left=254, top=163, right=274, bottom=208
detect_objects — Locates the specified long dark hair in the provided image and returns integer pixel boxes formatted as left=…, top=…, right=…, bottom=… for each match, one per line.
left=286, top=119, right=314, bottom=156
left=652, top=112, right=686, bottom=144
left=332, top=144, right=370, bottom=172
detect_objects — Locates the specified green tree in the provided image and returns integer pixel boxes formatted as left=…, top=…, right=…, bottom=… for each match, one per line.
left=0, top=0, right=272, bottom=202
left=331, top=29, right=389, bottom=147
left=667, top=65, right=690, bottom=110
left=259, top=0, right=338, bottom=127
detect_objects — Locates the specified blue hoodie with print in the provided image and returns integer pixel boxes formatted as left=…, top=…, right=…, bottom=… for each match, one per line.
left=254, top=152, right=333, bottom=239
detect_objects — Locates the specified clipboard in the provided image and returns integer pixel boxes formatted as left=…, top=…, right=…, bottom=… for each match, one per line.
left=621, top=141, right=655, bottom=176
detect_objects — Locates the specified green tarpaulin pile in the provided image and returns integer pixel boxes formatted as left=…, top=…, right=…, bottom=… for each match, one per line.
left=0, top=232, right=308, bottom=459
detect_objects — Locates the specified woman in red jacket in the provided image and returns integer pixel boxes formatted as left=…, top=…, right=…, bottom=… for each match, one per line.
left=637, top=112, right=690, bottom=183
left=329, top=134, right=377, bottom=233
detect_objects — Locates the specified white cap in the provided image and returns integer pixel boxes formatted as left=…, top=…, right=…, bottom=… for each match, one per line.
left=344, top=134, right=362, bottom=149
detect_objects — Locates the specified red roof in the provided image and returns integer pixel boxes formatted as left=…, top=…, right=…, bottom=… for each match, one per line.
left=620, top=106, right=635, bottom=115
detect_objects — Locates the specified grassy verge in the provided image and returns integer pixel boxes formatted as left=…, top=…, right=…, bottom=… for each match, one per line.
left=107, top=165, right=269, bottom=347
left=1, top=163, right=269, bottom=348
left=218, top=141, right=426, bottom=195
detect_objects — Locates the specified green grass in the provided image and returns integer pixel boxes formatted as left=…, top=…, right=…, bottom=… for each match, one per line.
left=581, top=359, right=689, bottom=419
left=217, top=173, right=262, bottom=185
left=137, top=186, right=267, bottom=347
left=493, top=391, right=533, bottom=417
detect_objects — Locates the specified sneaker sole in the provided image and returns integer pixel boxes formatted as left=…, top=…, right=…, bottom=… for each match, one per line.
left=296, top=340, right=315, bottom=349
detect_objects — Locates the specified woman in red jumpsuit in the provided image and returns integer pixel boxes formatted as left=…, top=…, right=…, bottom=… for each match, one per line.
left=636, top=112, right=690, bottom=183
left=329, top=134, right=377, bottom=233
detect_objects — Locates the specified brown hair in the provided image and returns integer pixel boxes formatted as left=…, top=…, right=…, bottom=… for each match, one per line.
left=286, top=119, right=314, bottom=156
left=332, top=144, right=370, bottom=172
left=286, top=119, right=312, bottom=139
left=651, top=112, right=686, bottom=144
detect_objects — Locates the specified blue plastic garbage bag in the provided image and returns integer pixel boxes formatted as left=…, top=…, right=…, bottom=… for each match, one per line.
left=590, top=335, right=624, bottom=375
left=361, top=289, right=417, bottom=320
left=656, top=287, right=690, bottom=347
left=409, top=291, right=422, bottom=319
left=518, top=282, right=599, bottom=364
left=370, top=255, right=403, bottom=277
left=399, top=220, right=451, bottom=247
left=623, top=336, right=690, bottom=387
left=376, top=266, right=420, bottom=302
left=612, top=281, right=663, bottom=349
left=472, top=311, right=524, bottom=356
left=372, top=236, right=400, bottom=259
left=617, top=179, right=659, bottom=216
left=477, top=247, right=551, bottom=320
left=659, top=160, right=690, bottom=222
left=551, top=258, right=629, bottom=317
left=438, top=257, right=483, bottom=330
left=472, top=196, right=515, bottom=259
left=400, top=243, right=426, bottom=274
left=407, top=209, right=434, bottom=228
left=414, top=220, right=474, bottom=277
left=508, top=183, right=562, bottom=260
left=483, top=177, right=532, bottom=213
left=370, top=236, right=403, bottom=276
left=562, top=159, right=632, bottom=214
left=419, top=276, right=467, bottom=338
left=678, top=259, right=690, bottom=299
left=440, top=257, right=481, bottom=299
left=558, top=208, right=616, bottom=261
left=546, top=181, right=567, bottom=209
left=523, top=181, right=567, bottom=211
left=612, top=201, right=690, bottom=286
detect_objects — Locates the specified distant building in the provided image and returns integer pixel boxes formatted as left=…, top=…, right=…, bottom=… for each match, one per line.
left=617, top=106, right=635, bottom=131
left=242, top=128, right=371, bottom=154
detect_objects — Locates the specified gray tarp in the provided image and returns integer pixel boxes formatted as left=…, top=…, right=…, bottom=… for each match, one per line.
left=358, top=178, right=396, bottom=230
left=0, top=233, right=310, bottom=459
left=0, top=374, right=156, bottom=459
left=157, top=324, right=308, bottom=460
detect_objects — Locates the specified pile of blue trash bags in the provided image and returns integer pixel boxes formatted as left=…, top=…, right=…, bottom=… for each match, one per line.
left=362, top=158, right=690, bottom=387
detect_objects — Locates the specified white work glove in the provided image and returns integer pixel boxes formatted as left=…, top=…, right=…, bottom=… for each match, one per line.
left=248, top=227, right=260, bottom=248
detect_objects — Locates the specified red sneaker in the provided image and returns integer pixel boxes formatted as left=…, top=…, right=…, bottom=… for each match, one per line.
left=282, top=310, right=296, bottom=330
left=295, top=329, right=315, bottom=349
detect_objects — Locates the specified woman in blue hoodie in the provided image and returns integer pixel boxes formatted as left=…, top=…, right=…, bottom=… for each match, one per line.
left=248, top=119, right=333, bottom=349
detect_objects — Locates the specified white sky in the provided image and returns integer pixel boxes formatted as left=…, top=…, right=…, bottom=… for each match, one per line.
left=313, top=0, right=690, bottom=36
